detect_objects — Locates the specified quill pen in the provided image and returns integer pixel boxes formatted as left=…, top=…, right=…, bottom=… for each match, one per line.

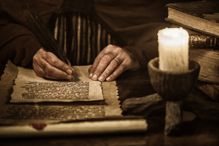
left=24, top=10, right=70, bottom=65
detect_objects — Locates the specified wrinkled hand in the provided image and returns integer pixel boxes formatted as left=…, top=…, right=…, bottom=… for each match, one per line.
left=89, top=44, right=139, bottom=82
left=33, top=48, right=73, bottom=80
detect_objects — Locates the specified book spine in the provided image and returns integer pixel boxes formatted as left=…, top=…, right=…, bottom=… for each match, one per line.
left=189, top=34, right=219, bottom=49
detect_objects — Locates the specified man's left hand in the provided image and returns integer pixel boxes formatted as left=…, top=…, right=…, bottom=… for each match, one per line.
left=89, top=44, right=139, bottom=81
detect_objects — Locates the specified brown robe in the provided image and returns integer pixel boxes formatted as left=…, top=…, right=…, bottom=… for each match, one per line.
left=0, top=0, right=192, bottom=69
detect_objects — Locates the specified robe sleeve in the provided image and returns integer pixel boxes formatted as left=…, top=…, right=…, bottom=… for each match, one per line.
left=95, top=0, right=172, bottom=69
left=0, top=0, right=62, bottom=67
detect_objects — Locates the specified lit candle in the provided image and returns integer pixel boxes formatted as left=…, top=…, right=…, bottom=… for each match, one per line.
left=158, top=28, right=189, bottom=72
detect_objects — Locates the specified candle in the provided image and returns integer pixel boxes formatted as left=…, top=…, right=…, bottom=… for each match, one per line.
left=158, top=28, right=189, bottom=72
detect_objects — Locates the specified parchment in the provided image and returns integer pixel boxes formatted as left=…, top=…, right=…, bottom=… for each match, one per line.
left=10, top=65, right=103, bottom=103
left=0, top=61, right=122, bottom=125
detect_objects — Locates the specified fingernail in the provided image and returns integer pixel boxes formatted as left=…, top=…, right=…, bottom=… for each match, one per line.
left=67, top=69, right=72, bottom=75
left=92, top=74, right=98, bottom=80
left=67, top=75, right=73, bottom=80
left=89, top=73, right=93, bottom=78
left=98, top=76, right=104, bottom=82
left=106, top=77, right=111, bottom=81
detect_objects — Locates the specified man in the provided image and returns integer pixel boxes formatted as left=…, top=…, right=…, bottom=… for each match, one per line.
left=0, top=0, right=178, bottom=81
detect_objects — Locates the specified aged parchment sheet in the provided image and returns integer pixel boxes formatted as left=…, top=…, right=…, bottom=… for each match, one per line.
left=10, top=65, right=103, bottom=102
left=0, top=63, right=148, bottom=138
left=0, top=62, right=122, bottom=124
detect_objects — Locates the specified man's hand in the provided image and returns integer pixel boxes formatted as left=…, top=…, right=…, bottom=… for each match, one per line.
left=33, top=48, right=73, bottom=80
left=89, top=44, right=139, bottom=81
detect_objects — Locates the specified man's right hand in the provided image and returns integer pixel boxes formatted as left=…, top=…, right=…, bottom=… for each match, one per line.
left=33, top=48, right=73, bottom=80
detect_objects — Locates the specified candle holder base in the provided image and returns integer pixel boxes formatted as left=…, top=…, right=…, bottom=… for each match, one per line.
left=165, top=101, right=182, bottom=136
left=148, top=58, right=200, bottom=135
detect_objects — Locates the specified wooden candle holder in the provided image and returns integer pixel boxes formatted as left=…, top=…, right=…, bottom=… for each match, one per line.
left=148, top=58, right=200, bottom=135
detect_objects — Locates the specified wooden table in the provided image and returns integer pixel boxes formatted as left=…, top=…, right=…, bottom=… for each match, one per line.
left=1, top=66, right=219, bottom=146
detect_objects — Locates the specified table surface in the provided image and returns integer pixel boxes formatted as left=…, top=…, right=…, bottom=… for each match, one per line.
left=1, top=66, right=219, bottom=146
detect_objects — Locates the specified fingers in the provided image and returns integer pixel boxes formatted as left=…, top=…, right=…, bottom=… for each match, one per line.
left=105, top=63, right=127, bottom=81
left=97, top=57, right=123, bottom=81
left=38, top=57, right=72, bottom=80
left=90, top=53, right=115, bottom=80
left=89, top=45, right=114, bottom=75
left=33, top=61, right=44, bottom=78
left=45, top=52, right=73, bottom=75
left=33, top=48, right=73, bottom=80
left=90, top=44, right=139, bottom=82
